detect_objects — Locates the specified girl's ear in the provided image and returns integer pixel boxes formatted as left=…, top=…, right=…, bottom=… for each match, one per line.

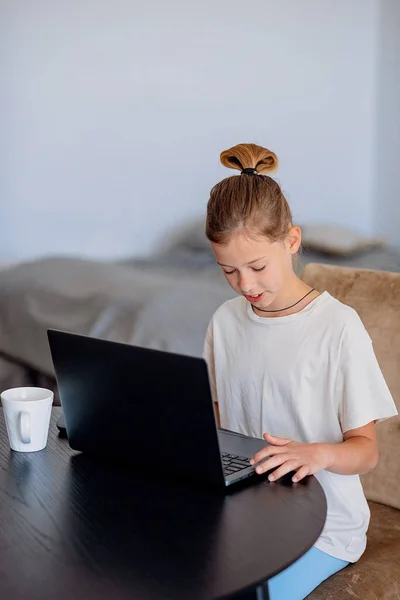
left=286, top=226, right=302, bottom=254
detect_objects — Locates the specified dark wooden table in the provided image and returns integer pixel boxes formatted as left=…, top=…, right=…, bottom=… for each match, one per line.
left=0, top=408, right=327, bottom=600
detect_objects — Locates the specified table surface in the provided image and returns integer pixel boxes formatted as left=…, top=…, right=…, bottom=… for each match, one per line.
left=0, top=408, right=327, bottom=600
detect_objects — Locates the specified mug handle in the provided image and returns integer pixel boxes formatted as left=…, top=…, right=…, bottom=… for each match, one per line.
left=19, top=411, right=31, bottom=444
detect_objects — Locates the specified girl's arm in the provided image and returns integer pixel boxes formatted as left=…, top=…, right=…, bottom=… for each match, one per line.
left=250, top=421, right=378, bottom=482
left=325, top=421, right=378, bottom=475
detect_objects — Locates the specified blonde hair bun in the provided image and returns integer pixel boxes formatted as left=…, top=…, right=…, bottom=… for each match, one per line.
left=220, top=143, right=278, bottom=175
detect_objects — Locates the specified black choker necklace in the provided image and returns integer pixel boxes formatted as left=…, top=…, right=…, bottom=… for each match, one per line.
left=253, top=288, right=316, bottom=313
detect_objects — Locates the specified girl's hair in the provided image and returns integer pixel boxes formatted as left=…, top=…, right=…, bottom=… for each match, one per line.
left=206, top=143, right=293, bottom=245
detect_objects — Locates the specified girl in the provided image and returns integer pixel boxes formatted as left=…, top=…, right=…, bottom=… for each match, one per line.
left=203, top=143, right=398, bottom=600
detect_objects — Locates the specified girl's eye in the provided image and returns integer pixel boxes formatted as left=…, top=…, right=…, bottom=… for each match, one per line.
left=224, top=270, right=235, bottom=275
left=252, top=266, right=265, bottom=272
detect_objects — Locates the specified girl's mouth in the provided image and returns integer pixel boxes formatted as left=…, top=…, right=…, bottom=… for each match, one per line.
left=244, top=293, right=264, bottom=303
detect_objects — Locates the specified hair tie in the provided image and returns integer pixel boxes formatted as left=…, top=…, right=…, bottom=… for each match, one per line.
left=241, top=168, right=257, bottom=175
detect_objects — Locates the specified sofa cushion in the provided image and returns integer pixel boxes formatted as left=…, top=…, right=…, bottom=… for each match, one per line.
left=301, top=263, right=400, bottom=510
left=306, top=501, right=400, bottom=599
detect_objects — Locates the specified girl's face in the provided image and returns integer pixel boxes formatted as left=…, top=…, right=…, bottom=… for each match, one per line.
left=211, top=228, right=301, bottom=310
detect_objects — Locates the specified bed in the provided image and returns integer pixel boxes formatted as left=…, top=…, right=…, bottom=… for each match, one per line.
left=0, top=229, right=399, bottom=404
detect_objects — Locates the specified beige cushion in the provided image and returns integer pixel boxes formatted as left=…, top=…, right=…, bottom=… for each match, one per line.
left=301, top=224, right=384, bottom=255
left=306, top=501, right=400, bottom=600
left=301, top=263, right=400, bottom=510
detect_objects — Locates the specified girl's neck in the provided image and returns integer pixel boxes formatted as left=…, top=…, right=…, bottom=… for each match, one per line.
left=252, top=277, right=320, bottom=318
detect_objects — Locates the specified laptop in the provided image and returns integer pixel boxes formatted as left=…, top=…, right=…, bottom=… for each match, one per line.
left=47, top=329, right=268, bottom=489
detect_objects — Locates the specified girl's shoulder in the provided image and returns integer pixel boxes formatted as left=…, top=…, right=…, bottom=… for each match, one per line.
left=319, top=293, right=371, bottom=343
left=211, top=296, right=247, bottom=322
left=323, top=293, right=365, bottom=325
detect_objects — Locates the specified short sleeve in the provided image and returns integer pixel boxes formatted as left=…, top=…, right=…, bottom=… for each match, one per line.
left=202, top=322, right=218, bottom=404
left=336, top=312, right=398, bottom=433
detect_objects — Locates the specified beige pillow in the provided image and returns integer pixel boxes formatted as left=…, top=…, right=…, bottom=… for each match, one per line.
left=301, top=224, right=385, bottom=256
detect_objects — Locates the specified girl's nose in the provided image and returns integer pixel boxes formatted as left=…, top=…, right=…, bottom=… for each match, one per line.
left=239, top=275, right=255, bottom=295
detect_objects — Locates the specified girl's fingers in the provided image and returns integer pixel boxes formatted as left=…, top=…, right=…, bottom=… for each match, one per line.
left=250, top=445, right=286, bottom=465
left=292, top=465, right=310, bottom=483
left=254, top=454, right=289, bottom=474
left=267, top=460, right=299, bottom=482
left=263, top=432, right=292, bottom=445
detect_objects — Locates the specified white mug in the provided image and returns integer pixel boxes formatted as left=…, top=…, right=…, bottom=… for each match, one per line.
left=1, top=387, right=53, bottom=452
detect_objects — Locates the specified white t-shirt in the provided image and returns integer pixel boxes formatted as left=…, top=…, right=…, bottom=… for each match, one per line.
left=203, top=291, right=398, bottom=563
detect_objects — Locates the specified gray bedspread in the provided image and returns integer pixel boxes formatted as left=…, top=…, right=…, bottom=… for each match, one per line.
left=0, top=256, right=234, bottom=378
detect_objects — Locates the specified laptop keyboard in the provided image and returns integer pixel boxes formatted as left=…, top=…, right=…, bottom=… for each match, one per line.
left=221, top=452, right=251, bottom=476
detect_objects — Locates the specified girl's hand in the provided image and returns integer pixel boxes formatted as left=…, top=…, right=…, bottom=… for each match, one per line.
left=250, top=433, right=334, bottom=483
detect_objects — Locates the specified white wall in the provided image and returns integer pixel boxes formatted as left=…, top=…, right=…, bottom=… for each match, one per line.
left=374, top=0, right=400, bottom=249
left=1, top=0, right=378, bottom=261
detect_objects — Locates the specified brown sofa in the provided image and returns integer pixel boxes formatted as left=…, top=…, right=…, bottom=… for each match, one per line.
left=300, top=264, right=400, bottom=600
